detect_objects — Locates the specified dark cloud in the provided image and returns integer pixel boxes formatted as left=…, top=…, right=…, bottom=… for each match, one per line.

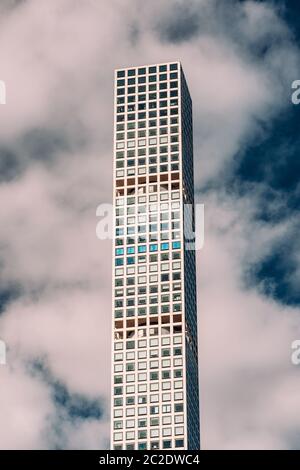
left=0, top=148, right=22, bottom=182
left=0, top=0, right=26, bottom=12
left=0, top=283, right=22, bottom=314
left=30, top=360, right=103, bottom=420
left=53, top=383, right=103, bottom=421
left=155, top=2, right=201, bottom=43
left=28, top=359, right=104, bottom=448
left=234, top=109, right=300, bottom=196
left=245, top=234, right=300, bottom=307
left=0, top=128, right=77, bottom=183
left=19, top=128, right=70, bottom=165
left=128, top=22, right=140, bottom=45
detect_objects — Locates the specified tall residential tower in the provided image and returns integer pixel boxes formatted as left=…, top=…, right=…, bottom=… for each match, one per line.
left=111, top=62, right=200, bottom=450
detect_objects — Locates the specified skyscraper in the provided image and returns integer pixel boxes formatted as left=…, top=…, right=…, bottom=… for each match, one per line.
left=111, top=61, right=200, bottom=450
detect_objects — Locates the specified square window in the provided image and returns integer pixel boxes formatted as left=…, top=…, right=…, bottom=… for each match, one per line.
left=159, top=65, right=167, bottom=72
left=175, top=439, right=184, bottom=448
left=163, top=440, right=171, bottom=449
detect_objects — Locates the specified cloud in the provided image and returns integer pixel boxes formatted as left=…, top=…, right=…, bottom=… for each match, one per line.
left=198, top=191, right=300, bottom=449
left=0, top=0, right=299, bottom=450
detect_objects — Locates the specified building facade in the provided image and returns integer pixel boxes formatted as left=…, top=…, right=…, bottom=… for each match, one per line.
left=111, top=62, right=200, bottom=450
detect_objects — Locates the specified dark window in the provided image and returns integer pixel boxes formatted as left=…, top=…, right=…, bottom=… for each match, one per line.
left=163, top=440, right=171, bottom=449
left=175, top=439, right=184, bottom=448
left=159, top=73, right=167, bottom=81
left=159, top=65, right=167, bottom=72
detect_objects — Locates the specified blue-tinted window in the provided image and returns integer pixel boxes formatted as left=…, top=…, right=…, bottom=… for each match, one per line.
left=163, top=440, right=171, bottom=449
left=150, top=244, right=158, bottom=252
left=161, top=243, right=169, bottom=250
left=138, top=245, right=146, bottom=253
left=115, top=248, right=124, bottom=256
left=127, top=247, right=135, bottom=254
left=172, top=241, right=181, bottom=249
left=127, top=257, right=135, bottom=264
left=115, top=258, right=124, bottom=266
left=175, top=439, right=184, bottom=448
left=159, top=73, right=167, bottom=81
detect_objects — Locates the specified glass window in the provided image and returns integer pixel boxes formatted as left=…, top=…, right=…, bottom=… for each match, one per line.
left=172, top=241, right=181, bottom=249
left=163, top=440, right=171, bottom=449
left=150, top=244, right=158, bottom=252
left=175, top=439, right=184, bottom=448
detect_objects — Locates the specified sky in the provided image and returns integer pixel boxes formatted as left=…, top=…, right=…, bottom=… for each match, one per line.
left=0, top=0, right=299, bottom=450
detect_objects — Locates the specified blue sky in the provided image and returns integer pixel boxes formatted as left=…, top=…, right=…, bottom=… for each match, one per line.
left=0, top=0, right=299, bottom=450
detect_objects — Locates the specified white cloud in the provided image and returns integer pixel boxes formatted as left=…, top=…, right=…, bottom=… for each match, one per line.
left=198, top=191, right=300, bottom=449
